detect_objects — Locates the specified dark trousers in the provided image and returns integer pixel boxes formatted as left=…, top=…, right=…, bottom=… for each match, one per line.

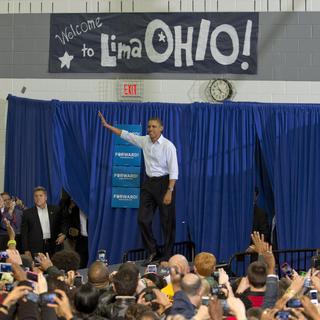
left=43, top=239, right=62, bottom=258
left=75, top=235, right=88, bottom=268
left=138, top=175, right=176, bottom=259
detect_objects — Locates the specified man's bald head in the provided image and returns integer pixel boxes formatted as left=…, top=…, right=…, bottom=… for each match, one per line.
left=88, top=261, right=109, bottom=288
left=168, top=254, right=190, bottom=274
left=181, top=273, right=202, bottom=296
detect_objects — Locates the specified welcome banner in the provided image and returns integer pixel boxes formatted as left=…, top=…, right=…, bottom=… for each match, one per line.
left=49, top=12, right=259, bottom=74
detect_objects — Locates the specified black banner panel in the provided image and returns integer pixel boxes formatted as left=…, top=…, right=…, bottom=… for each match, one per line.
left=49, top=12, right=258, bottom=74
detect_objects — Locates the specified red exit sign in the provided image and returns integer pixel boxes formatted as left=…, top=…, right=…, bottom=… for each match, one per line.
left=123, top=83, right=137, bottom=96
left=118, top=80, right=143, bottom=101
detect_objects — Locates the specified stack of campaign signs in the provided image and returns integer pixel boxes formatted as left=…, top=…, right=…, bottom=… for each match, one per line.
left=111, top=125, right=142, bottom=208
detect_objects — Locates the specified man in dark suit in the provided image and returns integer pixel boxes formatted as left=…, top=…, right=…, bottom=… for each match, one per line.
left=247, top=187, right=270, bottom=255
left=21, top=186, right=67, bottom=257
left=252, top=187, right=270, bottom=242
left=59, top=193, right=88, bottom=268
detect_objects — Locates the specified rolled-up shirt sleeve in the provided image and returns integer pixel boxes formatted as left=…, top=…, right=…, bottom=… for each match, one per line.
left=167, top=144, right=179, bottom=180
left=120, top=130, right=145, bottom=148
left=262, top=275, right=279, bottom=309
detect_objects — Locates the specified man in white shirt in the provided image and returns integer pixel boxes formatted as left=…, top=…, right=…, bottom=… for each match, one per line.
left=99, top=112, right=178, bottom=263
left=21, top=186, right=67, bottom=257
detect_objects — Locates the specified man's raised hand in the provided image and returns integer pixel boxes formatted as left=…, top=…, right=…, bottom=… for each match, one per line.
left=250, top=231, right=267, bottom=254
left=98, top=111, right=122, bottom=136
left=98, top=111, right=108, bottom=128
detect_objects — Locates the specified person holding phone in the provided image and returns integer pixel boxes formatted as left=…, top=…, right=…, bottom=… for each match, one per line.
left=0, top=195, right=23, bottom=251
left=99, top=112, right=178, bottom=264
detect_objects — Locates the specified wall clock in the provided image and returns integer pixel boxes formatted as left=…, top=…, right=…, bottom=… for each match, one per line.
left=209, top=79, right=233, bottom=102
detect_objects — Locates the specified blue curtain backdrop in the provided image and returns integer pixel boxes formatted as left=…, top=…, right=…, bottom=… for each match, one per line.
left=5, top=95, right=61, bottom=207
left=253, top=103, right=320, bottom=250
left=5, top=96, right=320, bottom=264
left=186, top=103, right=255, bottom=260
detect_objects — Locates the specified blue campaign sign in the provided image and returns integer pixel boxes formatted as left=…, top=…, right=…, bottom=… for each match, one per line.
left=114, top=124, right=142, bottom=146
left=111, top=187, right=140, bottom=208
left=112, top=166, right=141, bottom=187
left=112, top=124, right=141, bottom=208
left=113, top=145, right=141, bottom=166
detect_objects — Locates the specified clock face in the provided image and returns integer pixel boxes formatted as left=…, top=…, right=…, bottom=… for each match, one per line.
left=210, top=80, right=232, bottom=102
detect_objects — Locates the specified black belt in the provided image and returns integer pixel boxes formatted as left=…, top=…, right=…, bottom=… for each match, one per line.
left=146, top=175, right=169, bottom=181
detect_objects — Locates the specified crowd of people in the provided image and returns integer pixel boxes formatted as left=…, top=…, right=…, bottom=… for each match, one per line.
left=0, top=188, right=318, bottom=320
left=0, top=188, right=88, bottom=269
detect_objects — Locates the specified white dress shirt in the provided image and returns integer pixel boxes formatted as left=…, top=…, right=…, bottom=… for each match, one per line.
left=79, top=210, right=88, bottom=237
left=120, top=131, right=178, bottom=180
left=37, top=205, right=51, bottom=240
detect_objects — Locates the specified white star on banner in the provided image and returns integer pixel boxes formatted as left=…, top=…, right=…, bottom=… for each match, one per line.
left=158, top=31, right=166, bottom=42
left=58, top=51, right=74, bottom=69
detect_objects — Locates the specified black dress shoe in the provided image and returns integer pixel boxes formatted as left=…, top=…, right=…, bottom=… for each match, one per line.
left=159, top=255, right=170, bottom=263
left=142, top=252, right=159, bottom=266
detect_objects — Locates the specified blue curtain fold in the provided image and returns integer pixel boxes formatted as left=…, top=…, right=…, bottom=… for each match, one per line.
left=253, top=103, right=320, bottom=249
left=187, top=103, right=255, bottom=260
left=5, top=95, right=61, bottom=207
left=7, top=96, right=320, bottom=265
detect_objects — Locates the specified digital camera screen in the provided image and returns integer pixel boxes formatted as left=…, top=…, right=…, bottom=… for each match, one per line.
left=286, top=299, right=302, bottom=308
left=26, top=271, right=38, bottom=282
left=280, top=263, right=293, bottom=277
left=276, top=311, right=290, bottom=320
left=41, top=293, right=57, bottom=304
left=310, top=290, right=318, bottom=300
left=0, top=263, right=12, bottom=273
left=98, top=250, right=106, bottom=261
left=0, top=251, right=9, bottom=260
left=26, top=292, right=39, bottom=303
left=146, top=264, right=157, bottom=274
left=5, top=283, right=13, bottom=292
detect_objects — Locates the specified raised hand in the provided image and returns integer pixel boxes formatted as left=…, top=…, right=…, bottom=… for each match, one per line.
left=37, top=252, right=53, bottom=272
left=6, top=249, right=22, bottom=265
left=47, top=289, right=74, bottom=320
left=261, top=246, right=276, bottom=274
left=236, top=276, right=250, bottom=294
left=311, top=271, right=320, bottom=292
left=226, top=297, right=246, bottom=319
left=208, top=296, right=223, bottom=320
left=301, top=295, right=320, bottom=320
left=98, top=111, right=108, bottom=128
left=250, top=231, right=267, bottom=254
left=4, top=218, right=15, bottom=241
left=98, top=111, right=122, bottom=136
left=194, top=305, right=210, bottom=320
left=1, top=285, right=31, bottom=311
left=34, top=272, right=48, bottom=295
left=218, top=268, right=229, bottom=285
left=11, top=263, right=27, bottom=282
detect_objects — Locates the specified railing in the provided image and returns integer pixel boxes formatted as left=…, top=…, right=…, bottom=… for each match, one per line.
left=227, top=248, right=319, bottom=277
left=122, top=241, right=195, bottom=263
